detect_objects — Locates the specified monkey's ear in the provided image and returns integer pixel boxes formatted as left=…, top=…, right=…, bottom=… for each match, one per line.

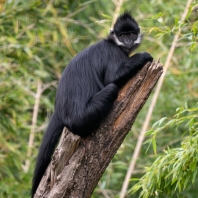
left=110, top=29, right=115, bottom=35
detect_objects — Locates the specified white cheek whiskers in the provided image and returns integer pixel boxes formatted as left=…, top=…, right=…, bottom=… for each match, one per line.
left=134, top=33, right=142, bottom=44
left=113, top=34, right=125, bottom=46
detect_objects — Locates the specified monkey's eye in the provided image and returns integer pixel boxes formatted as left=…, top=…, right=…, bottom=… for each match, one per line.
left=130, top=33, right=137, bottom=39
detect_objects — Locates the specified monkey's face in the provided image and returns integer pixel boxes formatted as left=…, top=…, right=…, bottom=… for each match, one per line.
left=117, top=31, right=142, bottom=49
left=111, top=13, right=142, bottom=54
left=110, top=30, right=142, bottom=54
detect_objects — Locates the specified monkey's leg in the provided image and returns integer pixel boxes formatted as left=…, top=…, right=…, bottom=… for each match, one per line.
left=70, top=83, right=118, bottom=136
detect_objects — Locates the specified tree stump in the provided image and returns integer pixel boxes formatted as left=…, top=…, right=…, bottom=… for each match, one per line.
left=34, top=61, right=163, bottom=198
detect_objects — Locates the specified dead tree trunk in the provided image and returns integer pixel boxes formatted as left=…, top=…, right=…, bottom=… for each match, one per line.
left=34, top=61, right=163, bottom=198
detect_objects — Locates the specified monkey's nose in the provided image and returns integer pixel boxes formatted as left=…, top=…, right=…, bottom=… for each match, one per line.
left=126, top=39, right=131, bottom=43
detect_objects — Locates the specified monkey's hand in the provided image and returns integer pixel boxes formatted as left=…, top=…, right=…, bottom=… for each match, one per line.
left=140, top=52, right=153, bottom=63
left=128, top=52, right=153, bottom=69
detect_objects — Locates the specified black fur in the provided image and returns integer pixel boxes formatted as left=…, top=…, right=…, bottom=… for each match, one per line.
left=31, top=12, right=153, bottom=197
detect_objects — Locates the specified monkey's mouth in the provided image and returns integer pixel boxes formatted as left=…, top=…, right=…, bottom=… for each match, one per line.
left=129, top=43, right=140, bottom=51
left=121, top=43, right=140, bottom=55
left=133, top=43, right=139, bottom=48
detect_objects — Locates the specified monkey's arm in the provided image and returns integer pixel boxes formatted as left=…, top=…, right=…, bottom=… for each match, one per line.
left=113, top=52, right=153, bottom=88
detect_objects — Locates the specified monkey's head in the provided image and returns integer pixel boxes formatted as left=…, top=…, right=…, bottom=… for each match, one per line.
left=109, top=12, right=142, bottom=54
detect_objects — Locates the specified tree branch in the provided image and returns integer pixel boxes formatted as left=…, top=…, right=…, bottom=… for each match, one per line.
left=34, top=61, right=163, bottom=198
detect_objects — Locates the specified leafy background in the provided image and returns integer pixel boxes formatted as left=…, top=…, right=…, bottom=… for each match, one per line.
left=0, top=0, right=197, bottom=197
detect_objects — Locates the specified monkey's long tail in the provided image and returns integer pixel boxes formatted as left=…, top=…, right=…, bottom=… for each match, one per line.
left=31, top=112, right=64, bottom=198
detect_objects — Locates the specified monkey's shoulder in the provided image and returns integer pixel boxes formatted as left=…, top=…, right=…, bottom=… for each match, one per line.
left=79, top=40, right=126, bottom=66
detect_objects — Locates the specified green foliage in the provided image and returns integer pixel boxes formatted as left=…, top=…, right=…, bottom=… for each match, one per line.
left=0, top=0, right=198, bottom=197
left=131, top=104, right=198, bottom=197
left=0, top=0, right=114, bottom=197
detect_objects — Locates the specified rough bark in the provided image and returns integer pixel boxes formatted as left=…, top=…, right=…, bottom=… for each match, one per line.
left=34, top=61, right=163, bottom=198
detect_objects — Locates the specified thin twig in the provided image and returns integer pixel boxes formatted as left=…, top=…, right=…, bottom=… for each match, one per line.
left=22, top=80, right=58, bottom=172
left=98, top=181, right=111, bottom=198
left=17, top=23, right=35, bottom=38
left=62, top=18, right=96, bottom=36
left=120, top=0, right=193, bottom=197
left=111, top=0, right=124, bottom=28
left=11, top=77, right=35, bottom=97
left=23, top=81, right=42, bottom=172
left=42, top=80, right=57, bottom=92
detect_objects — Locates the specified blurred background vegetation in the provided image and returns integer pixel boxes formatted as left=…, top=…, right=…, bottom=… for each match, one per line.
left=0, top=0, right=197, bottom=197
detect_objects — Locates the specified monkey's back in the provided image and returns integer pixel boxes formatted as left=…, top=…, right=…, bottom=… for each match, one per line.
left=55, top=39, right=128, bottom=127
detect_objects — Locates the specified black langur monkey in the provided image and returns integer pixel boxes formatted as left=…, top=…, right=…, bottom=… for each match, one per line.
left=31, top=12, right=153, bottom=197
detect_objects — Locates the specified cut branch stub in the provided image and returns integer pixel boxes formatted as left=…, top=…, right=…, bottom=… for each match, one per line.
left=34, top=128, right=81, bottom=198
left=34, top=61, right=163, bottom=198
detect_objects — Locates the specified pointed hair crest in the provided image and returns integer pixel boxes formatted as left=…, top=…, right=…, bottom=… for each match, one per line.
left=113, top=11, right=139, bottom=36
left=117, top=11, right=134, bottom=22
